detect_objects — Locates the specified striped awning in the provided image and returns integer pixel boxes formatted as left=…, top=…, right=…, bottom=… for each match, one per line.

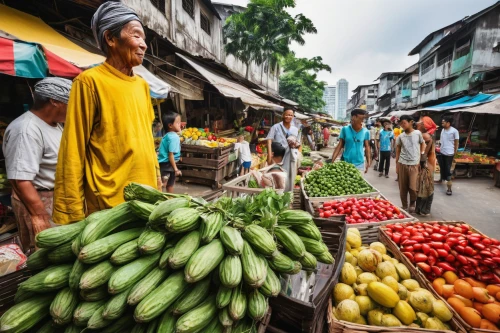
left=0, top=36, right=81, bottom=78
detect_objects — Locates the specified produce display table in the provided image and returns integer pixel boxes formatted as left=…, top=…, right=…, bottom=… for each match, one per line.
left=380, top=221, right=500, bottom=333
left=453, top=162, right=494, bottom=178
left=178, top=144, right=235, bottom=189
left=327, top=229, right=467, bottom=333
left=305, top=193, right=416, bottom=244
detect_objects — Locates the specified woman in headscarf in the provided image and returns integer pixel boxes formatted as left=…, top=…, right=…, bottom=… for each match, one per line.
left=53, top=2, right=161, bottom=224
left=266, top=109, right=300, bottom=191
left=415, top=116, right=437, bottom=216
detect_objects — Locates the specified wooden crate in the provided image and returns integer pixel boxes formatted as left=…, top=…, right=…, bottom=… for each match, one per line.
left=304, top=193, right=416, bottom=244
left=221, top=166, right=275, bottom=198
left=327, top=229, right=467, bottom=333
left=379, top=221, right=499, bottom=333
left=267, top=216, right=347, bottom=333
left=181, top=143, right=234, bottom=158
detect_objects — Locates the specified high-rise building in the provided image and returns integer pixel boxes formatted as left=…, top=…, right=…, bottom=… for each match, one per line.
left=322, top=85, right=336, bottom=117
left=335, top=79, right=349, bottom=120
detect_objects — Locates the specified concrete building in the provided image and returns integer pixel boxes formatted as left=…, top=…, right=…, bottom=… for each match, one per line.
left=335, top=79, right=349, bottom=120
left=375, top=72, right=407, bottom=113
left=350, top=84, right=379, bottom=114
left=408, top=2, right=500, bottom=106
left=322, top=85, right=336, bottom=118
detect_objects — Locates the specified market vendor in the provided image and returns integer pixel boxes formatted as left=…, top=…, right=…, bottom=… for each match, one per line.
left=53, top=2, right=161, bottom=224
left=266, top=109, right=300, bottom=191
left=3, top=77, right=72, bottom=252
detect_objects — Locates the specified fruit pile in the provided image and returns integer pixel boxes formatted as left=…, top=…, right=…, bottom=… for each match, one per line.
left=315, top=197, right=406, bottom=223
left=332, top=228, right=454, bottom=330
left=431, top=274, right=500, bottom=330
left=304, top=162, right=374, bottom=198
left=1, top=185, right=333, bottom=333
left=383, top=222, right=500, bottom=284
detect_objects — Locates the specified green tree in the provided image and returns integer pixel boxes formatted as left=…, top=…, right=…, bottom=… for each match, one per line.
left=279, top=54, right=331, bottom=112
left=223, top=0, right=316, bottom=82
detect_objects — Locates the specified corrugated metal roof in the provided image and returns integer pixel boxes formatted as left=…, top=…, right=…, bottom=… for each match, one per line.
left=177, top=53, right=283, bottom=111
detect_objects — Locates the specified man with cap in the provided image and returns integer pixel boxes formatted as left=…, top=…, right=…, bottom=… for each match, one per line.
left=3, top=77, right=72, bottom=252
left=53, top=2, right=161, bottom=224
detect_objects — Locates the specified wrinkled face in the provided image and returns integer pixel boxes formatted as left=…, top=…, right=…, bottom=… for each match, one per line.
left=106, top=21, right=147, bottom=68
left=283, top=110, right=294, bottom=124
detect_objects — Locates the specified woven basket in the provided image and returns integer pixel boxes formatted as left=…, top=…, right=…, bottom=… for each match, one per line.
left=379, top=221, right=500, bottom=333
left=267, top=216, right=347, bottom=332
left=305, top=194, right=416, bottom=245
left=327, top=228, right=467, bottom=333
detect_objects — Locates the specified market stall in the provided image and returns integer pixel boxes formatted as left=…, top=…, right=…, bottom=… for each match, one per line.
left=0, top=183, right=345, bottom=333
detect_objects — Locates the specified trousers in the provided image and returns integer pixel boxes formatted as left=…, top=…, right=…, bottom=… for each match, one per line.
left=378, top=151, right=391, bottom=175
left=398, top=163, right=419, bottom=209
left=438, top=154, right=454, bottom=181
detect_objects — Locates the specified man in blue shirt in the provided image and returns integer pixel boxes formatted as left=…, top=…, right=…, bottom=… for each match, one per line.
left=377, top=119, right=395, bottom=178
left=331, top=108, right=371, bottom=173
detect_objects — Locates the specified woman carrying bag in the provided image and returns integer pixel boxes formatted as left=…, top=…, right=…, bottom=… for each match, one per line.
left=266, top=109, right=300, bottom=192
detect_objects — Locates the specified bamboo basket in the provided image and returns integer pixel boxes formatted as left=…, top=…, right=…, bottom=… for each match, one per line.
left=379, top=221, right=500, bottom=333
left=305, top=193, right=416, bottom=244
left=267, top=216, right=347, bottom=333
left=301, top=177, right=381, bottom=203
left=327, top=228, right=467, bottom=333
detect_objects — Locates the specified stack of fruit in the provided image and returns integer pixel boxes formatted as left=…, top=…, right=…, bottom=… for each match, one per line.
left=314, top=197, right=407, bottom=222
left=431, top=274, right=500, bottom=330
left=0, top=185, right=334, bottom=333
left=383, top=222, right=500, bottom=284
left=304, top=162, right=374, bottom=198
left=332, top=228, right=455, bottom=330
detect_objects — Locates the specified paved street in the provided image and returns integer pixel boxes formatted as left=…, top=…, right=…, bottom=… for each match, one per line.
left=317, top=147, right=500, bottom=239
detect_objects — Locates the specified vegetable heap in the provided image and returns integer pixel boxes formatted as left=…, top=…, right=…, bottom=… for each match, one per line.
left=304, top=162, right=374, bottom=198
left=333, top=228, right=454, bottom=330
left=315, top=197, right=406, bottom=223
left=1, top=185, right=334, bottom=333
left=383, top=222, right=500, bottom=284
left=430, top=273, right=500, bottom=330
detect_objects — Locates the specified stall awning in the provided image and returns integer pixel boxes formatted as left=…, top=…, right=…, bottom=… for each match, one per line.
left=0, top=5, right=171, bottom=98
left=0, top=36, right=82, bottom=78
left=176, top=53, right=283, bottom=111
left=422, top=93, right=500, bottom=112
left=450, top=97, right=500, bottom=115
left=0, top=4, right=103, bottom=68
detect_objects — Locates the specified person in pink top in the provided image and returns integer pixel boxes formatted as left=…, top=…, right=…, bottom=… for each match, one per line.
left=323, top=126, right=330, bottom=147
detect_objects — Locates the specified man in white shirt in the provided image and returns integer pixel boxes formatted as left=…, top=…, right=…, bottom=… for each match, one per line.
left=3, top=77, right=72, bottom=252
left=439, top=116, right=459, bottom=195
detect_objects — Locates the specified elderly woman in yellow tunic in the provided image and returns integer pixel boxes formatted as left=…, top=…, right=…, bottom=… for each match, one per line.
left=53, top=2, right=161, bottom=224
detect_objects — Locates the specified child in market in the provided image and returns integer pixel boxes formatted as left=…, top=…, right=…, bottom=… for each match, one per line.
left=237, top=134, right=252, bottom=176
left=158, top=112, right=182, bottom=193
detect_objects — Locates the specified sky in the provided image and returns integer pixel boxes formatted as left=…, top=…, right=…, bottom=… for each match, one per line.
left=214, top=0, right=497, bottom=98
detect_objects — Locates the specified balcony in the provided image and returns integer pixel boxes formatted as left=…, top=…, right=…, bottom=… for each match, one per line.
left=436, top=55, right=452, bottom=80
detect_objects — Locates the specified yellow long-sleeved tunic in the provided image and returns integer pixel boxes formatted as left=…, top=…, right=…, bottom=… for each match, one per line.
left=53, top=62, right=159, bottom=224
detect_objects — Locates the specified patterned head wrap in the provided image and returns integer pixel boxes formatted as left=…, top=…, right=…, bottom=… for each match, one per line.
left=34, top=77, right=73, bottom=104
left=422, top=116, right=437, bottom=135
left=91, top=1, right=142, bottom=53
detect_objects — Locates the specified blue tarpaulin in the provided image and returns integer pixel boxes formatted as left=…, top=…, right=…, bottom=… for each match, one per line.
left=423, top=93, right=500, bottom=111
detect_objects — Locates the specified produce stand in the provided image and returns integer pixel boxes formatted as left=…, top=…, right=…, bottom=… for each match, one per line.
left=305, top=193, right=416, bottom=244
left=380, top=221, right=500, bottom=333
left=268, top=216, right=347, bottom=333
left=452, top=162, right=495, bottom=179
left=178, top=143, right=236, bottom=189
left=327, top=229, right=467, bottom=333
